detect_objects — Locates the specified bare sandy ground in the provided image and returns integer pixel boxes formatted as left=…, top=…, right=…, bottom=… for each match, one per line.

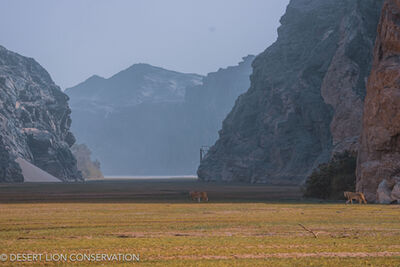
left=16, top=158, right=61, bottom=182
left=0, top=178, right=301, bottom=203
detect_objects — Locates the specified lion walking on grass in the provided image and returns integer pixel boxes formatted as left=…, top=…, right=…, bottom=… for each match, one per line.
left=344, top=191, right=367, bottom=204
left=189, top=191, right=208, bottom=202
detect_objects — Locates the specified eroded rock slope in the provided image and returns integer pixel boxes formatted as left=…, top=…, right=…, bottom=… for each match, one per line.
left=0, top=45, right=81, bottom=182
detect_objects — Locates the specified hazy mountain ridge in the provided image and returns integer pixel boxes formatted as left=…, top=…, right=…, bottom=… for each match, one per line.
left=67, top=57, right=254, bottom=175
left=66, top=64, right=203, bottom=115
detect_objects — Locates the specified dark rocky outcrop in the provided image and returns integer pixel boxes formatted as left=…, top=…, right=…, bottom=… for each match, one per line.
left=356, top=0, right=400, bottom=202
left=198, top=0, right=383, bottom=184
left=0, top=45, right=81, bottom=182
left=66, top=57, right=254, bottom=175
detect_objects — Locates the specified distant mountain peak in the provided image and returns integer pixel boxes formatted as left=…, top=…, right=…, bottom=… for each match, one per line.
left=86, top=74, right=105, bottom=81
left=122, top=63, right=202, bottom=77
left=66, top=63, right=203, bottom=112
left=79, top=75, right=106, bottom=86
left=127, top=63, right=156, bottom=69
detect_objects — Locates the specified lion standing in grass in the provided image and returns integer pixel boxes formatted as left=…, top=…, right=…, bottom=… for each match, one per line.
left=189, top=191, right=208, bottom=202
left=344, top=191, right=367, bottom=204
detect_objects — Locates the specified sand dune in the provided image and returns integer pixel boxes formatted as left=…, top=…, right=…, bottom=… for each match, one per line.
left=16, top=158, right=61, bottom=182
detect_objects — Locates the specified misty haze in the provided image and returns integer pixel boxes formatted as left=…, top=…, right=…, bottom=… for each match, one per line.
left=0, top=0, right=288, bottom=177
left=1, top=0, right=400, bottom=266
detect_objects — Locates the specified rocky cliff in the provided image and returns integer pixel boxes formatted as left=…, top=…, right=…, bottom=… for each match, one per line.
left=67, top=57, right=253, bottom=175
left=0, top=45, right=81, bottom=182
left=198, top=0, right=383, bottom=184
left=356, top=0, right=400, bottom=202
left=184, top=55, right=255, bottom=151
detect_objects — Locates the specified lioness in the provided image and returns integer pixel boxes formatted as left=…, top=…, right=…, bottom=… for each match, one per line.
left=344, top=191, right=367, bottom=204
left=189, top=191, right=208, bottom=202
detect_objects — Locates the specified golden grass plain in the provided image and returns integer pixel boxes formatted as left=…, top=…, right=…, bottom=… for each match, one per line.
left=0, top=179, right=399, bottom=266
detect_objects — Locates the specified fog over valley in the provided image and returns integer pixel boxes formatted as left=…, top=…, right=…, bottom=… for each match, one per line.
left=2, top=1, right=400, bottom=265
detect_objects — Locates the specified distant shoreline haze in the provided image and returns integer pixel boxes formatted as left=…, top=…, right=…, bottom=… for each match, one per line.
left=104, top=176, right=197, bottom=179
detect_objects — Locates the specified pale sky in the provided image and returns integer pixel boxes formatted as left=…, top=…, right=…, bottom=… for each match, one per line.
left=0, top=0, right=289, bottom=89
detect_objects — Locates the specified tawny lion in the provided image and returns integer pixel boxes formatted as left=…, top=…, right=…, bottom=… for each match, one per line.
left=189, top=191, right=208, bottom=202
left=344, top=191, right=367, bottom=204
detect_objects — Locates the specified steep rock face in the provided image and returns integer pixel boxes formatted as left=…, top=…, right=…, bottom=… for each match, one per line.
left=66, top=57, right=253, bottom=175
left=198, top=0, right=383, bottom=184
left=356, top=0, right=400, bottom=202
left=0, top=45, right=81, bottom=182
left=321, top=1, right=383, bottom=154
left=184, top=55, right=255, bottom=149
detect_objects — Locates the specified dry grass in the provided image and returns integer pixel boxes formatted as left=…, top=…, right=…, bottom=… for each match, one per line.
left=0, top=180, right=399, bottom=266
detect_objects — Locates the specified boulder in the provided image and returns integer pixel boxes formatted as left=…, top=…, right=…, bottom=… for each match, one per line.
left=391, top=183, right=400, bottom=201
left=377, top=179, right=393, bottom=204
